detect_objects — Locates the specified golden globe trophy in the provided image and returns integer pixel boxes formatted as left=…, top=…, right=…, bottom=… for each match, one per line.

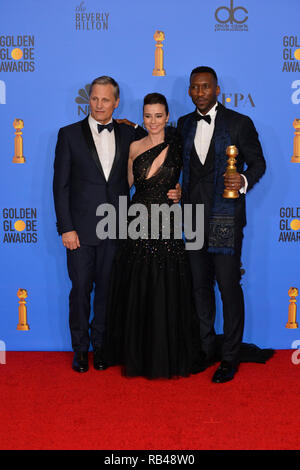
left=12, top=119, right=25, bottom=163
left=291, top=119, right=300, bottom=163
left=286, top=287, right=298, bottom=329
left=152, top=31, right=166, bottom=77
left=223, top=145, right=239, bottom=199
left=17, top=289, right=30, bottom=331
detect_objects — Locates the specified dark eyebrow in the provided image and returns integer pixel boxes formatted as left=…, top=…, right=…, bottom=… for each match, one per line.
left=191, top=82, right=209, bottom=86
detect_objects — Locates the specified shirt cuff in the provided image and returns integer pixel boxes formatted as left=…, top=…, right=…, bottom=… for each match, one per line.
left=134, top=123, right=138, bottom=129
left=239, top=174, right=248, bottom=194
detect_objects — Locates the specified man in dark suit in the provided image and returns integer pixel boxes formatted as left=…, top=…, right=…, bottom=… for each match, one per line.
left=177, top=66, right=266, bottom=383
left=53, top=76, right=144, bottom=372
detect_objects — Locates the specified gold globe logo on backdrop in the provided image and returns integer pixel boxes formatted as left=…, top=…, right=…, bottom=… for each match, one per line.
left=12, top=119, right=25, bottom=164
left=2, top=208, right=38, bottom=243
left=282, top=36, right=300, bottom=72
left=286, top=288, right=298, bottom=329
left=152, top=31, right=166, bottom=77
left=75, top=1, right=109, bottom=31
left=75, top=84, right=91, bottom=116
left=17, top=289, right=30, bottom=331
left=279, top=207, right=300, bottom=243
left=290, top=219, right=300, bottom=230
left=0, top=35, right=35, bottom=72
left=221, top=92, right=255, bottom=108
left=214, top=0, right=248, bottom=32
left=291, top=119, right=300, bottom=163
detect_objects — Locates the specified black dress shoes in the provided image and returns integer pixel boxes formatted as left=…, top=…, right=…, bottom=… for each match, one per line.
left=212, top=361, right=237, bottom=383
left=72, top=351, right=89, bottom=373
left=191, top=357, right=217, bottom=374
left=93, top=348, right=108, bottom=371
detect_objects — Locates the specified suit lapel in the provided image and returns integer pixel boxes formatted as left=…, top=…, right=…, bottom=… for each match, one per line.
left=182, top=110, right=197, bottom=159
left=81, top=117, right=106, bottom=180
left=181, top=112, right=197, bottom=199
left=107, top=120, right=121, bottom=182
left=214, top=102, right=226, bottom=129
left=213, top=103, right=232, bottom=158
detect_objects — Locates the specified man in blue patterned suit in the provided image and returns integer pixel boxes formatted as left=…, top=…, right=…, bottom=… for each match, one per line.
left=177, top=66, right=266, bottom=383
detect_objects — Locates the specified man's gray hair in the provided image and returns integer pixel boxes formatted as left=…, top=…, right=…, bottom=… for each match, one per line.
left=89, top=76, right=120, bottom=100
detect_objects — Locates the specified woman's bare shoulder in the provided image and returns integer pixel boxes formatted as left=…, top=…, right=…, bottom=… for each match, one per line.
left=129, top=137, right=148, bottom=159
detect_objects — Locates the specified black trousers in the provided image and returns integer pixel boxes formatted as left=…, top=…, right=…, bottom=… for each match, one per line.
left=66, top=239, right=118, bottom=352
left=187, top=229, right=244, bottom=364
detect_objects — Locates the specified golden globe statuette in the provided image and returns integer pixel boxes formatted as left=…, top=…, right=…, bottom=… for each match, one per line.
left=223, top=145, right=239, bottom=199
left=12, top=119, right=25, bottom=164
left=291, top=119, right=300, bottom=163
left=152, top=31, right=166, bottom=77
left=17, top=289, right=30, bottom=331
left=286, top=287, right=298, bottom=329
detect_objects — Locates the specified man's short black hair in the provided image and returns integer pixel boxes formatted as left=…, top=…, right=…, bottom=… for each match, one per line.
left=190, top=66, right=218, bottom=84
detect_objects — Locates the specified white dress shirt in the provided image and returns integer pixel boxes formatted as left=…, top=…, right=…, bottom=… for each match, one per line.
left=194, top=103, right=218, bottom=165
left=88, top=114, right=115, bottom=181
left=194, top=103, right=247, bottom=193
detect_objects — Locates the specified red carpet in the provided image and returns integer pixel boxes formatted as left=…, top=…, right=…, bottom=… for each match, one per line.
left=0, top=350, right=299, bottom=450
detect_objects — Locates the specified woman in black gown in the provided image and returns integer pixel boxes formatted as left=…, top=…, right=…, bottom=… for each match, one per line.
left=104, top=93, right=199, bottom=379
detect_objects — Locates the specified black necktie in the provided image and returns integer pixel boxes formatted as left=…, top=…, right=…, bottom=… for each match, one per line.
left=194, top=113, right=211, bottom=124
left=97, top=122, right=114, bottom=133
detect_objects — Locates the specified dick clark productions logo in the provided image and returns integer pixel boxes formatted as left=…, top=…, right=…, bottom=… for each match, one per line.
left=215, top=0, right=248, bottom=32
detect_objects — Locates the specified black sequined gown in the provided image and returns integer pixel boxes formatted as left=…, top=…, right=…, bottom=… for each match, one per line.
left=105, top=129, right=199, bottom=379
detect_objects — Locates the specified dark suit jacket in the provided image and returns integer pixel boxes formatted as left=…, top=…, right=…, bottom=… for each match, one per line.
left=177, top=103, right=266, bottom=229
left=53, top=116, right=146, bottom=245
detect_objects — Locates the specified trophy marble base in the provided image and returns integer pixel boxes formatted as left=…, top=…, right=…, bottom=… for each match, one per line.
left=13, top=156, right=26, bottom=163
left=152, top=69, right=166, bottom=76
left=223, top=189, right=239, bottom=199
left=291, top=155, right=300, bottom=163
left=286, top=322, right=298, bottom=329
left=17, top=324, right=30, bottom=331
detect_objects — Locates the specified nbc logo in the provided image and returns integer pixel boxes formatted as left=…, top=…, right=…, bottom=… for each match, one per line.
left=75, top=84, right=91, bottom=116
left=0, top=80, right=5, bottom=104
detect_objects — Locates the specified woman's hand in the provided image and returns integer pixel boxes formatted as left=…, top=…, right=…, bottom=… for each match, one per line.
left=167, top=183, right=181, bottom=203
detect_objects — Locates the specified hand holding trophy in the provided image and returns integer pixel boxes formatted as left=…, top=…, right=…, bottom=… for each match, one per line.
left=223, top=145, right=241, bottom=199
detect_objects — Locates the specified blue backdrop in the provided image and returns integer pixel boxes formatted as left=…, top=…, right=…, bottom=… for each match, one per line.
left=0, top=0, right=299, bottom=350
